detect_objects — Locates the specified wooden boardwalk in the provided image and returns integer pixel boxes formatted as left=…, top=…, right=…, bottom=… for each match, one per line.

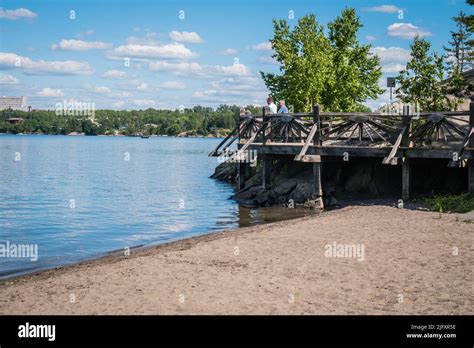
left=210, top=103, right=474, bottom=204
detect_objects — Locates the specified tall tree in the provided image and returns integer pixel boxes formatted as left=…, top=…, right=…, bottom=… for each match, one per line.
left=324, top=8, right=383, bottom=111
left=443, top=10, right=472, bottom=73
left=260, top=8, right=382, bottom=112
left=260, top=14, right=332, bottom=112
left=466, top=0, right=474, bottom=66
left=396, top=36, right=461, bottom=111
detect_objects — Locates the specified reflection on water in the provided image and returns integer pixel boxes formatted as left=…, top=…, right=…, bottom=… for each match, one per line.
left=0, top=135, right=313, bottom=279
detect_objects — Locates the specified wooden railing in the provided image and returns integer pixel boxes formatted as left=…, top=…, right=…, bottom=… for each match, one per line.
left=210, top=104, right=473, bottom=162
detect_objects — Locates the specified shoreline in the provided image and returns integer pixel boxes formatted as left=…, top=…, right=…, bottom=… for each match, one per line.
left=0, top=218, right=273, bottom=285
left=0, top=133, right=226, bottom=139
left=0, top=205, right=472, bottom=315
left=0, top=200, right=426, bottom=283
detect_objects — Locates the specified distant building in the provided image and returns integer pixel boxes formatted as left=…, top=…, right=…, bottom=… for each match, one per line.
left=7, top=117, right=24, bottom=124
left=0, top=96, right=28, bottom=111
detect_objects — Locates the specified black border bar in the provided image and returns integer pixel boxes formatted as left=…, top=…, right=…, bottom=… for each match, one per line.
left=0, top=315, right=472, bottom=346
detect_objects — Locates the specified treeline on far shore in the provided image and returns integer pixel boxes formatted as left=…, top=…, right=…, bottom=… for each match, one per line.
left=0, top=104, right=262, bottom=136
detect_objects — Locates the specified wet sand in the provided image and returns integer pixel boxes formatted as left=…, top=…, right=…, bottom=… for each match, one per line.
left=0, top=205, right=472, bottom=314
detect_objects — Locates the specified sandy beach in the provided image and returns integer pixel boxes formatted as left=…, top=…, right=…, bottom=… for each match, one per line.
left=0, top=205, right=472, bottom=315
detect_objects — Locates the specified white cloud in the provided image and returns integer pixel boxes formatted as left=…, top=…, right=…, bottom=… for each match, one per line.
left=252, top=42, right=272, bottom=51
left=159, top=81, right=186, bottom=89
left=37, top=88, right=64, bottom=97
left=109, top=43, right=197, bottom=59
left=0, top=8, right=37, bottom=20
left=92, top=86, right=112, bottom=94
left=193, top=75, right=267, bottom=105
left=112, top=101, right=126, bottom=108
left=381, top=63, right=405, bottom=73
left=0, top=52, right=94, bottom=75
left=365, top=35, right=377, bottom=42
left=209, top=76, right=266, bottom=94
left=51, top=39, right=112, bottom=51
left=364, top=5, right=401, bottom=13
left=148, top=60, right=251, bottom=77
left=133, top=99, right=156, bottom=107
left=192, top=90, right=217, bottom=98
left=221, top=48, right=237, bottom=55
left=387, top=23, right=431, bottom=39
left=371, top=47, right=410, bottom=74
left=102, top=69, right=126, bottom=78
left=370, top=46, right=411, bottom=64
left=148, top=61, right=204, bottom=75
left=258, top=56, right=279, bottom=65
left=125, top=30, right=158, bottom=45
left=136, top=83, right=149, bottom=91
left=114, top=91, right=132, bottom=98
left=0, top=73, right=19, bottom=84
left=77, top=30, right=94, bottom=38
left=169, top=31, right=204, bottom=44
left=214, top=63, right=251, bottom=76
left=117, top=79, right=152, bottom=92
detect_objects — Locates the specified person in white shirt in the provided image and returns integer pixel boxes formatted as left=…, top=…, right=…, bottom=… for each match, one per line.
left=267, top=96, right=277, bottom=114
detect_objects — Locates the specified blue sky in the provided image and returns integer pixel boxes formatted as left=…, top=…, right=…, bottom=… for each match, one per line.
left=0, top=0, right=471, bottom=110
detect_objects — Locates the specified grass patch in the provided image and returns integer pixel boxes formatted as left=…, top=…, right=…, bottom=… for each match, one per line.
left=424, top=193, right=474, bottom=214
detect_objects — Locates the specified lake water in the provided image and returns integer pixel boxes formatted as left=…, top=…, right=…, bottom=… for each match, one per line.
left=0, top=135, right=310, bottom=279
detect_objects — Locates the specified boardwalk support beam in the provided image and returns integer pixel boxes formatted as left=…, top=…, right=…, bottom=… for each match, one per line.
left=469, top=103, right=474, bottom=196
left=237, top=143, right=251, bottom=190
left=312, top=105, right=324, bottom=208
left=401, top=105, right=412, bottom=201
left=262, top=155, right=272, bottom=189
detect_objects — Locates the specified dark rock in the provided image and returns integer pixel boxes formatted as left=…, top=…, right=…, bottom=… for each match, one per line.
left=273, top=179, right=298, bottom=196
left=289, top=182, right=313, bottom=203
left=210, top=162, right=238, bottom=183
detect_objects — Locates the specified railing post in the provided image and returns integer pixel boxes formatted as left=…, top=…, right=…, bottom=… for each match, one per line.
left=261, top=107, right=272, bottom=189
left=313, top=104, right=321, bottom=145
left=261, top=106, right=267, bottom=143
left=402, top=105, right=411, bottom=201
left=312, top=105, right=323, bottom=205
left=236, top=108, right=241, bottom=143
left=468, top=102, right=474, bottom=195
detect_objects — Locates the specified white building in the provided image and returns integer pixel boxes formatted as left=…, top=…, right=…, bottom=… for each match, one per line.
left=0, top=96, right=28, bottom=111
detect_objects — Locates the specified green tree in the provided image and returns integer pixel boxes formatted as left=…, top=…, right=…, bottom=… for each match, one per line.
left=324, top=8, right=383, bottom=111
left=396, top=36, right=461, bottom=111
left=260, top=14, right=332, bottom=112
left=466, top=0, right=474, bottom=66
left=260, top=9, right=382, bottom=112
left=443, top=10, right=472, bottom=73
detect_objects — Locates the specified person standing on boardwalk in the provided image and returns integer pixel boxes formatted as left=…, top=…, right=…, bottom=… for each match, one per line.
left=278, top=100, right=289, bottom=113
left=267, top=96, right=277, bottom=114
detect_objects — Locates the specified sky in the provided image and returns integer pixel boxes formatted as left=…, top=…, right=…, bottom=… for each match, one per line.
left=0, top=0, right=471, bottom=111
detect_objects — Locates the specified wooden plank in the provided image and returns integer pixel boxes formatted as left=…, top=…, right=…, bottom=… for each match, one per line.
left=301, top=155, right=322, bottom=162
left=228, top=123, right=266, bottom=161
left=382, top=125, right=407, bottom=165
left=248, top=143, right=473, bottom=159
left=294, top=123, right=318, bottom=161
left=208, top=124, right=239, bottom=156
